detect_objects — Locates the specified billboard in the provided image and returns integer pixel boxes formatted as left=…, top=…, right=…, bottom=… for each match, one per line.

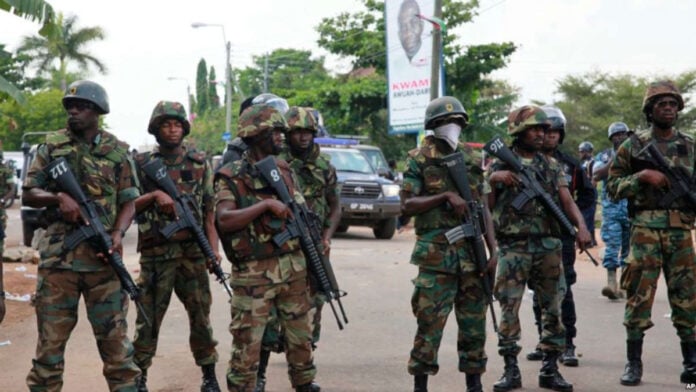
left=385, top=0, right=443, bottom=134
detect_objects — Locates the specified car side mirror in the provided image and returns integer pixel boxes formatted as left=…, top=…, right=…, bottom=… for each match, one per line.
left=377, top=168, right=390, bottom=178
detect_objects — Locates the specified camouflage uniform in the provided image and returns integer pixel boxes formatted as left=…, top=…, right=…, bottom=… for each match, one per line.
left=0, top=155, right=15, bottom=260
left=215, top=105, right=316, bottom=392
left=595, top=148, right=630, bottom=270
left=131, top=146, right=219, bottom=372
left=489, top=151, right=568, bottom=356
left=607, top=129, right=696, bottom=341
left=403, top=137, right=490, bottom=376
left=24, top=129, right=141, bottom=391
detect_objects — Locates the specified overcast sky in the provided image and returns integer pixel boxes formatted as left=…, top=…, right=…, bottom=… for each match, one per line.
left=2, top=0, right=694, bottom=149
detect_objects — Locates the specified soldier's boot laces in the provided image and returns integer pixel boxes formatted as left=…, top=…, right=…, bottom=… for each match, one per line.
left=601, top=268, right=620, bottom=300
left=538, top=351, right=573, bottom=391
left=527, top=347, right=544, bottom=361
left=413, top=374, right=428, bottom=392
left=680, top=341, right=696, bottom=384
left=620, top=340, right=643, bottom=386
left=493, top=355, right=522, bottom=392
left=465, top=373, right=483, bottom=392
left=254, top=349, right=271, bottom=392
left=200, top=364, right=221, bottom=392
left=135, top=369, right=148, bottom=392
left=561, top=343, right=579, bottom=367
left=294, top=381, right=321, bottom=392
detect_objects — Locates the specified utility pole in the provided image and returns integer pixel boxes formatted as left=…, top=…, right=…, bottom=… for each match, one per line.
left=430, top=0, right=443, bottom=101
left=263, top=53, right=269, bottom=93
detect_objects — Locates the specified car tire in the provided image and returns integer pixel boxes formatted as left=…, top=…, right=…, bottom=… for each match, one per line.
left=335, top=224, right=349, bottom=234
left=373, top=218, right=396, bottom=239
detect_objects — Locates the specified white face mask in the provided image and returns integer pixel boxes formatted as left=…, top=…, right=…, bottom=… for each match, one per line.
left=433, top=123, right=462, bottom=151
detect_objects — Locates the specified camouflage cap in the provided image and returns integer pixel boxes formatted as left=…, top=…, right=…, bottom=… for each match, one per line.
left=642, top=80, right=684, bottom=113
left=148, top=101, right=191, bottom=136
left=507, top=105, right=550, bottom=136
left=285, top=106, right=318, bottom=133
left=237, top=103, right=288, bottom=138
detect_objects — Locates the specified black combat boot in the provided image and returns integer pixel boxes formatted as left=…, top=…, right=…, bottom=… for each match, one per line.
left=295, top=381, right=321, bottom=392
left=254, top=349, right=271, bottom=392
left=561, top=339, right=579, bottom=367
left=200, top=364, right=221, bottom=392
left=493, top=355, right=522, bottom=392
left=414, top=374, right=428, bottom=392
left=465, top=373, right=483, bottom=392
left=135, top=369, right=148, bottom=392
left=681, top=341, right=696, bottom=384
left=620, top=339, right=643, bottom=386
left=527, top=347, right=544, bottom=361
left=538, top=351, right=573, bottom=391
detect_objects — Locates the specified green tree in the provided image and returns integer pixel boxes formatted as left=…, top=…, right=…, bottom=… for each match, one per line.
left=208, top=66, right=220, bottom=109
left=195, top=58, right=209, bottom=115
left=17, top=12, right=107, bottom=90
left=551, top=71, right=696, bottom=153
left=0, top=88, right=65, bottom=149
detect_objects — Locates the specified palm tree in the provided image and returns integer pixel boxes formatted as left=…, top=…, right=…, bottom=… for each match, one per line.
left=18, top=12, right=107, bottom=90
left=0, top=0, right=55, bottom=103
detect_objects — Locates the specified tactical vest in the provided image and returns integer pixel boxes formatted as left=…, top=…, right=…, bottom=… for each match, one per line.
left=281, top=146, right=333, bottom=224
left=626, top=130, right=695, bottom=215
left=133, top=149, right=207, bottom=253
left=408, top=140, right=483, bottom=235
left=43, top=129, right=129, bottom=231
left=215, top=157, right=300, bottom=264
left=491, top=152, right=563, bottom=240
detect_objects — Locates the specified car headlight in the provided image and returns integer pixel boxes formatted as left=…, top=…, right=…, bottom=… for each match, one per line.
left=381, top=184, right=400, bottom=197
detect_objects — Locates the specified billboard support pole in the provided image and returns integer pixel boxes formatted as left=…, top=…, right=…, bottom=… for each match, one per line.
left=429, top=0, right=442, bottom=101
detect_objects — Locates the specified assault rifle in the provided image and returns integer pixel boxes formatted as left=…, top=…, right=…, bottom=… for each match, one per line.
left=483, top=137, right=599, bottom=266
left=254, top=156, right=348, bottom=330
left=642, top=142, right=696, bottom=209
left=140, top=158, right=232, bottom=298
left=441, top=152, right=498, bottom=332
left=44, top=157, right=150, bottom=324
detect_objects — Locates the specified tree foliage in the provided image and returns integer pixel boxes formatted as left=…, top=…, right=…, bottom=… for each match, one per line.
left=195, top=58, right=209, bottom=115
left=208, top=66, right=220, bottom=109
left=551, top=70, right=696, bottom=153
left=17, top=12, right=107, bottom=90
left=0, top=88, right=65, bottom=149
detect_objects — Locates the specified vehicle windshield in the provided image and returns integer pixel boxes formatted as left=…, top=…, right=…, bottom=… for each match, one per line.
left=324, top=149, right=374, bottom=174
left=361, top=149, right=389, bottom=172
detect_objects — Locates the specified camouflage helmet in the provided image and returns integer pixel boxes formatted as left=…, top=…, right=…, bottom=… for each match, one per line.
left=607, top=121, right=629, bottom=140
left=237, top=103, right=288, bottom=139
left=62, top=80, right=110, bottom=114
left=285, top=106, right=318, bottom=133
left=148, top=101, right=191, bottom=136
left=578, top=141, right=594, bottom=152
left=642, top=80, right=684, bottom=114
left=541, top=105, right=566, bottom=143
left=424, top=96, right=469, bottom=129
left=507, top=105, right=549, bottom=136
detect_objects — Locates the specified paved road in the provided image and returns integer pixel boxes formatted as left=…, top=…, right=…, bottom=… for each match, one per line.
left=0, top=203, right=690, bottom=391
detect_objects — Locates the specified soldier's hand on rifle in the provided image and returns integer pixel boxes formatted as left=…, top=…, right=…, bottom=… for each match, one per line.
left=56, top=191, right=83, bottom=223
left=265, top=199, right=292, bottom=220
left=638, top=169, right=669, bottom=188
left=153, top=190, right=177, bottom=217
left=488, top=170, right=519, bottom=187
left=96, top=229, right=124, bottom=264
left=445, top=192, right=469, bottom=217
left=321, top=237, right=331, bottom=257
left=575, top=227, right=592, bottom=251
left=486, top=252, right=498, bottom=278
left=206, top=251, right=223, bottom=274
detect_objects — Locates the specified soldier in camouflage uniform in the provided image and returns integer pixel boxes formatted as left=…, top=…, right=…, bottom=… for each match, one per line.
left=215, top=104, right=319, bottom=392
left=488, top=105, right=591, bottom=392
left=0, top=147, right=15, bottom=325
left=607, top=80, right=696, bottom=386
left=592, top=122, right=630, bottom=300
left=23, top=80, right=141, bottom=391
left=131, top=101, right=221, bottom=392
left=253, top=107, right=339, bottom=392
left=402, top=96, right=498, bottom=392
left=526, top=106, right=595, bottom=367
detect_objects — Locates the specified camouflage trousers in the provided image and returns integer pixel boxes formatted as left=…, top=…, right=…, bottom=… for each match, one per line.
left=26, top=268, right=140, bottom=392
left=227, top=278, right=316, bottom=392
left=132, top=256, right=218, bottom=371
left=495, top=240, right=565, bottom=356
left=408, top=268, right=488, bottom=375
left=261, top=292, right=325, bottom=353
left=621, top=226, right=696, bottom=341
left=600, top=201, right=630, bottom=270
